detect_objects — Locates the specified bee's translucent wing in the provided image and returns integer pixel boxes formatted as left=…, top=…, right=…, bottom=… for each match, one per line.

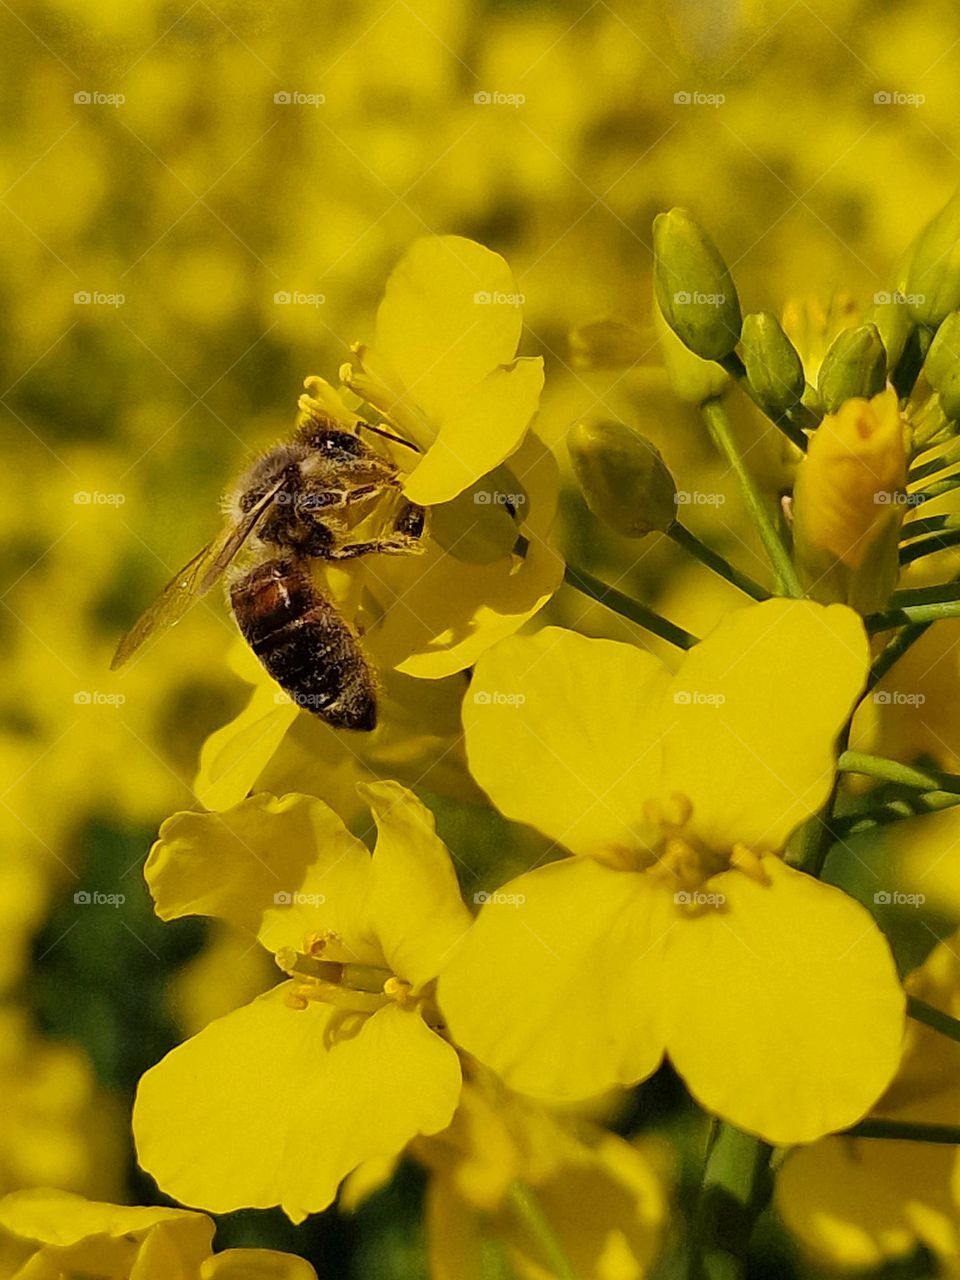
left=110, top=478, right=285, bottom=670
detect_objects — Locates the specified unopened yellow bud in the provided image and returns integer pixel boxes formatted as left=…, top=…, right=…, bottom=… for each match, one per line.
left=568, top=419, right=677, bottom=537
left=792, top=387, right=907, bottom=612
left=653, top=208, right=742, bottom=360
left=817, top=324, right=887, bottom=413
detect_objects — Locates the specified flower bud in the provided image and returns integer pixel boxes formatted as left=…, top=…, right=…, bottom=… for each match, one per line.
left=740, top=311, right=805, bottom=413
left=902, top=190, right=960, bottom=326
left=938, top=366, right=960, bottom=421
left=653, top=208, right=742, bottom=360
left=654, top=300, right=729, bottom=405
left=816, top=324, right=887, bottom=413
left=569, top=318, right=646, bottom=370
left=922, top=310, right=960, bottom=391
left=568, top=419, right=677, bottom=537
left=792, top=387, right=907, bottom=612
left=862, top=295, right=912, bottom=372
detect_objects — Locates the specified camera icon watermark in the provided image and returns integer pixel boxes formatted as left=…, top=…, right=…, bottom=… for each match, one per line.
left=874, top=90, right=925, bottom=107
left=274, top=91, right=325, bottom=106
left=673, top=290, right=726, bottom=306
left=675, top=490, right=726, bottom=507
left=273, top=890, right=326, bottom=906
left=474, top=889, right=526, bottom=906
left=673, top=90, right=725, bottom=107
left=674, top=890, right=726, bottom=907
left=273, top=290, right=325, bottom=307
left=472, top=689, right=526, bottom=707
left=473, top=90, right=525, bottom=107
left=73, top=491, right=126, bottom=506
left=873, top=290, right=925, bottom=307
left=673, top=689, right=726, bottom=707
left=74, top=690, right=126, bottom=707
left=74, top=889, right=125, bottom=907
left=874, top=490, right=924, bottom=506
left=473, top=290, right=525, bottom=306
left=474, top=489, right=526, bottom=506
left=74, top=90, right=125, bottom=107
left=874, top=890, right=926, bottom=906
left=74, top=290, right=125, bottom=307
left=873, top=690, right=926, bottom=706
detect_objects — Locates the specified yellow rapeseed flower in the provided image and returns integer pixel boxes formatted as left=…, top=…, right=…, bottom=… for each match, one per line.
left=341, top=235, right=545, bottom=506
left=776, top=932, right=960, bottom=1271
left=0, top=1189, right=317, bottom=1279
left=133, top=783, right=470, bottom=1221
left=437, top=600, right=906, bottom=1144
left=792, top=386, right=907, bottom=611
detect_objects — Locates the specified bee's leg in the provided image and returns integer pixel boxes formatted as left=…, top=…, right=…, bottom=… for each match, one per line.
left=323, top=532, right=425, bottom=560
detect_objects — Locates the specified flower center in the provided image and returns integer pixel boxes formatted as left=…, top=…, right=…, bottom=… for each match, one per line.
left=642, top=793, right=770, bottom=912
left=275, top=931, right=414, bottom=1013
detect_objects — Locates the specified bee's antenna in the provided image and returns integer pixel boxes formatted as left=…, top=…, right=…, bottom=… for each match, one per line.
left=359, top=422, right=422, bottom=453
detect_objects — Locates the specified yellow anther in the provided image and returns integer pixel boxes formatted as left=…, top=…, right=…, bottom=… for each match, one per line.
left=285, top=988, right=310, bottom=1011
left=730, top=843, right=772, bottom=885
left=662, top=792, right=693, bottom=829
left=383, top=977, right=414, bottom=1006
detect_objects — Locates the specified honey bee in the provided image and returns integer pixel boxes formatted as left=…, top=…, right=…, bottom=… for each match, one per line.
left=111, top=413, right=427, bottom=730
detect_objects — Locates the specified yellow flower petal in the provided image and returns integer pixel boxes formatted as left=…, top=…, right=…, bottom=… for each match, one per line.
left=437, top=860, right=672, bottom=1099
left=145, top=794, right=372, bottom=958
left=131, top=1222, right=206, bottom=1280
left=462, top=628, right=666, bottom=858
left=133, top=987, right=461, bottom=1222
left=359, top=781, right=472, bottom=989
left=660, top=599, right=869, bottom=851
left=200, top=1248, right=318, bottom=1280
left=515, top=1133, right=667, bottom=1280
left=402, top=358, right=544, bottom=506
left=0, top=1190, right=211, bottom=1252
left=339, top=1155, right=401, bottom=1213
left=776, top=1139, right=959, bottom=1270
left=363, top=433, right=563, bottom=680
left=665, top=859, right=905, bottom=1144
left=372, top=235, right=523, bottom=426
left=426, top=1179, right=482, bottom=1280
left=194, top=680, right=298, bottom=812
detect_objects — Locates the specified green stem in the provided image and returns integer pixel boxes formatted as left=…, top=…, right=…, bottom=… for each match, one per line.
left=899, top=513, right=960, bottom=541
left=717, top=352, right=813, bottom=451
left=912, top=475, right=960, bottom=502
left=668, top=523, right=770, bottom=600
left=865, top=599, right=960, bottom=634
left=900, top=529, right=960, bottom=563
left=563, top=564, right=698, bottom=650
left=846, top=1119, right=960, bottom=1144
left=908, top=995, right=960, bottom=1045
left=909, top=438, right=960, bottom=482
left=505, top=1181, right=579, bottom=1280
left=687, top=1124, right=772, bottom=1280
left=868, top=620, right=932, bottom=687
left=837, top=751, right=960, bottom=795
left=889, top=583, right=960, bottom=607
left=835, top=789, right=960, bottom=835
left=700, top=397, right=804, bottom=597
